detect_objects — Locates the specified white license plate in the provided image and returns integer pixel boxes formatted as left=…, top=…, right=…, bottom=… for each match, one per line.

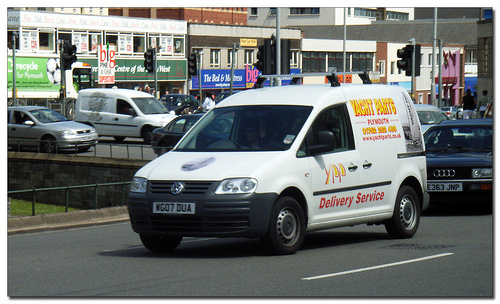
left=427, top=183, right=463, bottom=192
left=153, top=202, right=195, bottom=214
left=81, top=136, right=93, bottom=141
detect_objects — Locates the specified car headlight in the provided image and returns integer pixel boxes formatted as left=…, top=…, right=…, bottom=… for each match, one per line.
left=90, top=128, right=97, bottom=134
left=59, top=130, right=77, bottom=136
left=472, top=168, right=492, bottom=178
left=215, top=178, right=257, bottom=194
left=130, top=177, right=148, bottom=193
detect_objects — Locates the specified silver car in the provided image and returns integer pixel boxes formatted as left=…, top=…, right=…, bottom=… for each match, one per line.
left=414, top=104, right=450, bottom=134
left=8, top=106, right=98, bottom=153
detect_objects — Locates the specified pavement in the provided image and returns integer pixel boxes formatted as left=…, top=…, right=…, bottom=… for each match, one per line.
left=7, top=206, right=130, bottom=235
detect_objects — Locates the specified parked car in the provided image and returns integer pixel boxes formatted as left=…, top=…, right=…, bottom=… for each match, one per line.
left=424, top=119, right=492, bottom=204
left=151, top=113, right=204, bottom=155
left=8, top=106, right=98, bottom=153
left=415, top=104, right=450, bottom=133
left=160, top=94, right=200, bottom=115
left=441, top=106, right=463, bottom=119
left=214, top=90, right=240, bottom=104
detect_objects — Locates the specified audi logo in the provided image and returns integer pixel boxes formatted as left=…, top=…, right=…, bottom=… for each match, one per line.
left=433, top=169, right=456, bottom=177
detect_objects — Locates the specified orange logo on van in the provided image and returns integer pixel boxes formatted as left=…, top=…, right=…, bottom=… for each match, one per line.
left=325, top=164, right=346, bottom=184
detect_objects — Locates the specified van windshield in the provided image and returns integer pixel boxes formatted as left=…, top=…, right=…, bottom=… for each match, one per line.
left=175, top=105, right=312, bottom=152
left=132, top=97, right=169, bottom=114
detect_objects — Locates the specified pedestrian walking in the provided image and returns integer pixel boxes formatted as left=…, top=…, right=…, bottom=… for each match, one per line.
left=461, top=89, right=476, bottom=119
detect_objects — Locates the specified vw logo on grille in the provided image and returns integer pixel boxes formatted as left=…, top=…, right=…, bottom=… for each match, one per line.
left=433, top=169, right=456, bottom=178
left=171, top=182, right=185, bottom=195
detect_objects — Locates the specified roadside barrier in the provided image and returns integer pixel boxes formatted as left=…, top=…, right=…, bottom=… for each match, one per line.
left=8, top=181, right=131, bottom=216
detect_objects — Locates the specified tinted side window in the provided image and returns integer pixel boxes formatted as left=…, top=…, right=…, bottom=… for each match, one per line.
left=298, top=104, right=355, bottom=156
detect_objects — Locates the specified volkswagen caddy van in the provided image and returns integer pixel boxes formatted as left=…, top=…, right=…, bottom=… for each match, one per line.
left=74, top=88, right=175, bottom=143
left=127, top=79, right=429, bottom=254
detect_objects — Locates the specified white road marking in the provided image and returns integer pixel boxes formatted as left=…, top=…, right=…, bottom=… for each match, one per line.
left=301, top=252, right=455, bottom=281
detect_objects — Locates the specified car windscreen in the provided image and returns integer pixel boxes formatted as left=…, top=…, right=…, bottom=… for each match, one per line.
left=424, top=125, right=493, bottom=152
left=175, top=105, right=313, bottom=152
left=132, top=97, right=169, bottom=114
left=29, top=108, right=69, bottom=123
left=417, top=110, right=449, bottom=125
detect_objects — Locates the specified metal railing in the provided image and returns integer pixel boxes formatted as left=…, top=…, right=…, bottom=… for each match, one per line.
left=8, top=138, right=158, bottom=160
left=8, top=181, right=131, bottom=216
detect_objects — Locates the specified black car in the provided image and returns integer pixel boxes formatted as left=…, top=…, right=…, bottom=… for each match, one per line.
left=160, top=94, right=200, bottom=115
left=151, top=113, right=204, bottom=155
left=214, top=90, right=240, bottom=104
left=424, top=119, right=492, bottom=203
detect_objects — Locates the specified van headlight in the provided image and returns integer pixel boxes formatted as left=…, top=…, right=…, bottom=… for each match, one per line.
left=472, top=168, right=492, bottom=178
left=215, top=178, right=257, bottom=194
left=130, top=177, right=148, bottom=193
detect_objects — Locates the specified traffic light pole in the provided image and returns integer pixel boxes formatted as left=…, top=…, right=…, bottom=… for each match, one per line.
left=197, top=51, right=202, bottom=102
left=410, top=38, right=416, bottom=101
left=154, top=48, right=158, bottom=98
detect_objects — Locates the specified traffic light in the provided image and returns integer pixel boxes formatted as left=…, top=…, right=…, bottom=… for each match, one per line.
left=397, top=44, right=421, bottom=77
left=61, top=42, right=77, bottom=70
left=255, top=39, right=272, bottom=75
left=280, top=39, right=291, bottom=75
left=188, top=53, right=197, bottom=76
left=413, top=44, right=421, bottom=77
left=144, top=48, right=155, bottom=73
left=396, top=44, right=412, bottom=75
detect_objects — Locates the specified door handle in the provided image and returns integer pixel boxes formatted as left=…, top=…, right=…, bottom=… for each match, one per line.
left=348, top=164, right=358, bottom=172
left=362, top=161, right=372, bottom=169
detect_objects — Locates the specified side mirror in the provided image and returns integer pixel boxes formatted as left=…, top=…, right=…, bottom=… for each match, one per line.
left=128, top=108, right=137, bottom=116
left=309, top=131, right=335, bottom=156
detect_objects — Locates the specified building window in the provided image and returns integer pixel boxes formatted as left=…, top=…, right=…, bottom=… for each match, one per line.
left=250, top=8, right=258, bottom=16
left=210, top=49, right=220, bottom=68
left=386, top=11, right=409, bottom=20
left=290, top=8, right=320, bottom=15
left=291, top=51, right=299, bottom=68
left=269, top=8, right=276, bottom=16
left=302, top=51, right=326, bottom=73
left=378, top=60, right=385, bottom=76
left=354, top=8, right=377, bottom=18
left=245, top=50, right=254, bottom=66
left=391, top=61, right=396, bottom=75
left=227, top=49, right=237, bottom=68
left=38, top=31, right=55, bottom=51
left=132, top=34, right=145, bottom=53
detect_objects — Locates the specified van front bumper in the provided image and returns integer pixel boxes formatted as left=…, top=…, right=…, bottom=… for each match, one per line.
left=127, top=190, right=278, bottom=238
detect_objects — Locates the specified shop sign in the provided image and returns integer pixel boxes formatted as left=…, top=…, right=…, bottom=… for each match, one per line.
left=81, top=57, right=187, bottom=82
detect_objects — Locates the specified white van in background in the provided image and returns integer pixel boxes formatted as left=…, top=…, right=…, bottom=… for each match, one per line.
left=128, top=75, right=429, bottom=255
left=74, top=88, right=176, bottom=143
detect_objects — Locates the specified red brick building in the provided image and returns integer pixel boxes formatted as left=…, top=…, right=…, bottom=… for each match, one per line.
left=108, top=7, right=248, bottom=25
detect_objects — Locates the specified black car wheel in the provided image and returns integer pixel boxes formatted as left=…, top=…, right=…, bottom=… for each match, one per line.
left=139, top=235, right=183, bottom=253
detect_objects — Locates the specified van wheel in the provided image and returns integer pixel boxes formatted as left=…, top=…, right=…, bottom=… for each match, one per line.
left=262, top=196, right=305, bottom=255
left=139, top=235, right=182, bottom=253
left=142, top=127, right=154, bottom=144
left=114, top=136, right=125, bottom=142
left=385, top=186, right=420, bottom=238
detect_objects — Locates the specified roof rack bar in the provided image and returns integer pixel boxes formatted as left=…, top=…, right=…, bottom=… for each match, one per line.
left=254, top=71, right=372, bottom=88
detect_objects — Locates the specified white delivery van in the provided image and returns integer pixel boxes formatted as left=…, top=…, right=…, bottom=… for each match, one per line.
left=74, top=88, right=176, bottom=143
left=128, top=77, right=429, bottom=254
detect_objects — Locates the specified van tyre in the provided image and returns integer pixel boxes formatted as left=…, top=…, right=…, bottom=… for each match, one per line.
left=262, top=196, right=305, bottom=255
left=139, top=235, right=183, bottom=253
left=385, top=186, right=420, bottom=238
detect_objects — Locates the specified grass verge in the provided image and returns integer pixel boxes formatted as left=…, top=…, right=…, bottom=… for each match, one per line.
left=9, top=199, right=80, bottom=216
